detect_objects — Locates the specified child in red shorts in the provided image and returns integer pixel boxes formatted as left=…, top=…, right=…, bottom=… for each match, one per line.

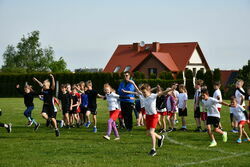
left=126, top=81, right=172, bottom=156
left=166, top=89, right=176, bottom=132
left=156, top=86, right=167, bottom=133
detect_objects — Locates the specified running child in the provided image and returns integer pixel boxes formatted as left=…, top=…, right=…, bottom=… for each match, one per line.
left=16, top=84, right=40, bottom=131
left=70, top=87, right=81, bottom=127
left=194, top=79, right=203, bottom=132
left=103, top=83, right=132, bottom=140
left=58, top=84, right=71, bottom=128
left=177, top=84, right=188, bottom=131
left=78, top=81, right=88, bottom=125
left=33, top=74, right=60, bottom=137
left=213, top=82, right=223, bottom=130
left=229, top=96, right=250, bottom=143
left=84, top=80, right=103, bottom=133
left=0, top=109, right=12, bottom=134
left=166, top=88, right=176, bottom=132
left=201, top=89, right=229, bottom=147
left=171, top=83, right=179, bottom=124
left=156, top=86, right=167, bottom=133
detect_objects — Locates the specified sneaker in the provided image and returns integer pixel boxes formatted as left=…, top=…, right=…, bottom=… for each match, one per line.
left=159, top=129, right=166, bottom=133
left=172, top=128, right=177, bottom=131
left=158, top=135, right=165, bottom=147
left=34, top=123, right=40, bottom=131
left=76, top=123, right=80, bottom=128
left=27, top=121, right=33, bottom=127
left=202, top=129, right=208, bottom=132
left=222, top=132, right=227, bottom=142
left=231, top=129, right=239, bottom=133
left=114, top=137, right=120, bottom=141
left=194, top=127, right=202, bottom=132
left=55, top=129, right=60, bottom=137
left=6, top=123, right=12, bottom=133
left=236, top=138, right=242, bottom=144
left=93, top=127, right=97, bottom=133
left=208, top=141, right=217, bottom=147
left=60, top=120, right=64, bottom=128
left=242, top=138, right=250, bottom=142
left=103, top=135, right=110, bottom=140
left=84, top=122, right=91, bottom=128
left=167, top=128, right=173, bottom=133
left=148, top=149, right=157, bottom=156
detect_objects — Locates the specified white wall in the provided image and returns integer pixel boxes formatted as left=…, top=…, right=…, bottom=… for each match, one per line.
left=189, top=49, right=202, bottom=64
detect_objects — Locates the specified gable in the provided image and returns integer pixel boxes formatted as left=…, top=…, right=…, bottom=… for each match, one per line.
left=189, top=49, right=202, bottom=64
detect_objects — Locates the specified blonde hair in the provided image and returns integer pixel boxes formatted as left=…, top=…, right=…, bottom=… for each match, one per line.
left=179, top=84, right=187, bottom=93
left=24, top=85, right=34, bottom=92
left=103, top=83, right=115, bottom=93
left=140, top=83, right=151, bottom=91
left=195, top=79, right=204, bottom=86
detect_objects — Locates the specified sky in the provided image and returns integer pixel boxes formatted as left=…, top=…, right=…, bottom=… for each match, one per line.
left=0, top=0, right=249, bottom=71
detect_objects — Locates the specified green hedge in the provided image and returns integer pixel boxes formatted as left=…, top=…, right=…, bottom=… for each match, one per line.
left=0, top=73, right=194, bottom=98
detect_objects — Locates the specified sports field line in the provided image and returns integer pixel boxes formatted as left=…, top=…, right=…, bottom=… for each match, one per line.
left=176, top=151, right=250, bottom=167
left=165, top=134, right=236, bottom=155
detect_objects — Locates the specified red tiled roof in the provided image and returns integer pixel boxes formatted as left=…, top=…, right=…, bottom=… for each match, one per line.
left=220, top=70, right=239, bottom=86
left=103, top=42, right=209, bottom=73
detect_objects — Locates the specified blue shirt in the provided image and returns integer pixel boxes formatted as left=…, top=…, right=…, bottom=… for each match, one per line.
left=118, top=80, right=135, bottom=103
left=81, top=93, right=88, bottom=107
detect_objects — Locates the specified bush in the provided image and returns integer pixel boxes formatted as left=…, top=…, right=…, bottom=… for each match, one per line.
left=196, top=69, right=204, bottom=80
left=159, top=71, right=174, bottom=80
left=133, top=71, right=145, bottom=79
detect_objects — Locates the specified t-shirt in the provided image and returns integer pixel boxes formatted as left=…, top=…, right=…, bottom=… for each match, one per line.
left=138, top=95, right=145, bottom=108
left=235, top=88, right=245, bottom=107
left=142, top=93, right=158, bottom=115
left=156, top=95, right=166, bottom=110
left=85, top=89, right=98, bottom=109
left=41, top=89, right=54, bottom=106
left=58, top=92, right=71, bottom=109
left=178, top=93, right=188, bottom=109
left=81, top=93, right=88, bottom=107
left=230, top=105, right=246, bottom=122
left=166, top=95, right=175, bottom=112
left=213, top=89, right=222, bottom=108
left=202, top=97, right=220, bottom=118
left=105, top=92, right=121, bottom=111
left=71, top=94, right=79, bottom=110
left=194, top=89, right=201, bottom=107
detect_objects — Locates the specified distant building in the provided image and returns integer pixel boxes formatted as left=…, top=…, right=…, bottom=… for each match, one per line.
left=103, top=42, right=210, bottom=78
left=75, top=68, right=103, bottom=73
left=220, top=70, right=239, bottom=87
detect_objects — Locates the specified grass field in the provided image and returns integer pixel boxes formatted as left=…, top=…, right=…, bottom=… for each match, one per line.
left=0, top=98, right=250, bottom=167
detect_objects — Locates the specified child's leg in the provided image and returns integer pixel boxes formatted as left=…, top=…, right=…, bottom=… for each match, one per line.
left=41, top=112, right=48, bottom=120
left=214, top=127, right=224, bottom=135
left=166, top=116, right=171, bottom=129
left=138, top=113, right=142, bottom=126
left=238, top=124, right=243, bottom=139
left=195, top=118, right=201, bottom=127
left=158, top=114, right=162, bottom=128
left=86, top=111, right=91, bottom=122
left=181, top=116, right=186, bottom=127
left=149, top=128, right=161, bottom=150
left=106, top=118, right=113, bottom=136
left=51, top=118, right=58, bottom=129
left=170, top=116, right=175, bottom=128
left=162, top=116, right=166, bottom=130
left=24, top=106, right=34, bottom=121
left=65, top=113, right=70, bottom=125
left=111, top=121, right=119, bottom=137
left=207, top=124, right=215, bottom=141
left=93, top=114, right=97, bottom=127
left=242, top=128, right=249, bottom=139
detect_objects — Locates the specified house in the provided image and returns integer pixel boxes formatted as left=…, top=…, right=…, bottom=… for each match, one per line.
left=220, top=70, right=239, bottom=87
left=103, top=42, right=210, bottom=78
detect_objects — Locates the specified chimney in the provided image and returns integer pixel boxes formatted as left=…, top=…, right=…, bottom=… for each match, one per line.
left=152, top=42, right=160, bottom=52
left=133, top=43, right=141, bottom=52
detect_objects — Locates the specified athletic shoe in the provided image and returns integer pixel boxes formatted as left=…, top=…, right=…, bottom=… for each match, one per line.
left=231, top=129, right=239, bottom=133
left=46, top=120, right=51, bottom=127
left=242, top=138, right=250, bottom=142
left=159, top=129, right=166, bottom=133
left=103, top=135, right=110, bottom=140
left=34, top=123, right=40, bottom=131
left=167, top=128, right=173, bottom=133
left=93, top=127, right=97, bottom=133
left=60, top=120, right=64, bottom=128
left=114, top=137, right=120, bottom=141
left=236, top=138, right=242, bottom=144
left=172, top=128, right=177, bottom=131
left=208, top=141, right=217, bottom=147
left=6, top=123, right=12, bottom=133
left=222, top=132, right=228, bottom=142
left=76, top=123, right=80, bottom=128
left=85, top=121, right=91, bottom=128
left=148, top=149, right=157, bottom=156
left=194, top=127, right=202, bottom=132
left=27, top=121, right=33, bottom=127
left=202, top=129, right=208, bottom=132
left=158, top=135, right=165, bottom=147
left=55, top=129, right=60, bottom=137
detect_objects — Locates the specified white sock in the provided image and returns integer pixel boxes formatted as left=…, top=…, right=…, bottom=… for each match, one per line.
left=4, top=124, right=8, bottom=128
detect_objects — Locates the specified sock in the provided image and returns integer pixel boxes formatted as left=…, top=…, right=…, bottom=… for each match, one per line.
left=4, top=124, right=8, bottom=128
left=182, top=126, right=186, bottom=128
left=32, top=119, right=38, bottom=126
left=27, top=117, right=32, bottom=121
left=94, top=126, right=96, bottom=128
left=152, top=148, right=156, bottom=151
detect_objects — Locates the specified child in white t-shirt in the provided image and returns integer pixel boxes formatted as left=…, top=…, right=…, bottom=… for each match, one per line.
left=126, top=80, right=171, bottom=156
left=213, top=81, right=223, bottom=129
left=177, top=84, right=188, bottom=131
left=230, top=96, right=250, bottom=143
left=201, top=89, right=230, bottom=147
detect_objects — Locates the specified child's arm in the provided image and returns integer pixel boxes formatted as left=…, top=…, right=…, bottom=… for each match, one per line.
left=122, top=89, right=139, bottom=95
left=50, top=74, right=55, bottom=90
left=157, top=88, right=173, bottom=96
left=70, top=99, right=73, bottom=110
left=33, top=77, right=43, bottom=87
left=16, top=84, right=24, bottom=94
left=97, top=93, right=105, bottom=99
left=219, top=101, right=230, bottom=107
left=127, top=80, right=142, bottom=94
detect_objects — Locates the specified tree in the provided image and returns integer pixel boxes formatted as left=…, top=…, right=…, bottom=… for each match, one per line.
left=1, top=31, right=68, bottom=73
left=238, top=60, right=250, bottom=87
left=196, top=69, right=204, bottom=80
left=204, top=70, right=213, bottom=94
left=213, top=68, right=221, bottom=82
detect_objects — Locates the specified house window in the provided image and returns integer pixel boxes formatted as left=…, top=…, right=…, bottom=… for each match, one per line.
left=124, top=66, right=131, bottom=72
left=113, top=66, right=121, bottom=72
left=148, top=68, right=157, bottom=75
left=193, top=68, right=197, bottom=76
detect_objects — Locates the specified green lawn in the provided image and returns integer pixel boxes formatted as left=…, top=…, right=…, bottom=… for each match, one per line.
left=0, top=98, right=249, bottom=167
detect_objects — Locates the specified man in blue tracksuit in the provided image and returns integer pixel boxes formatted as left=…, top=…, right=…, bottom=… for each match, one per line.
left=118, top=71, right=136, bottom=131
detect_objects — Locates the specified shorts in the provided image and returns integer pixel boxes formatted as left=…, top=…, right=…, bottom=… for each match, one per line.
left=62, top=106, right=70, bottom=115
left=42, top=104, right=56, bottom=118
left=206, top=116, right=220, bottom=128
left=217, top=108, right=221, bottom=112
left=157, top=111, right=167, bottom=116
left=140, top=108, right=146, bottom=115
left=87, top=107, right=97, bottom=115
left=110, top=109, right=121, bottom=121
left=194, top=107, right=201, bottom=118
left=178, top=108, right=187, bottom=117
left=167, top=111, right=174, bottom=118
left=238, top=121, right=247, bottom=127
left=201, top=112, right=207, bottom=121
left=146, top=114, right=159, bottom=130
left=80, top=106, right=88, bottom=114
left=70, top=107, right=78, bottom=114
